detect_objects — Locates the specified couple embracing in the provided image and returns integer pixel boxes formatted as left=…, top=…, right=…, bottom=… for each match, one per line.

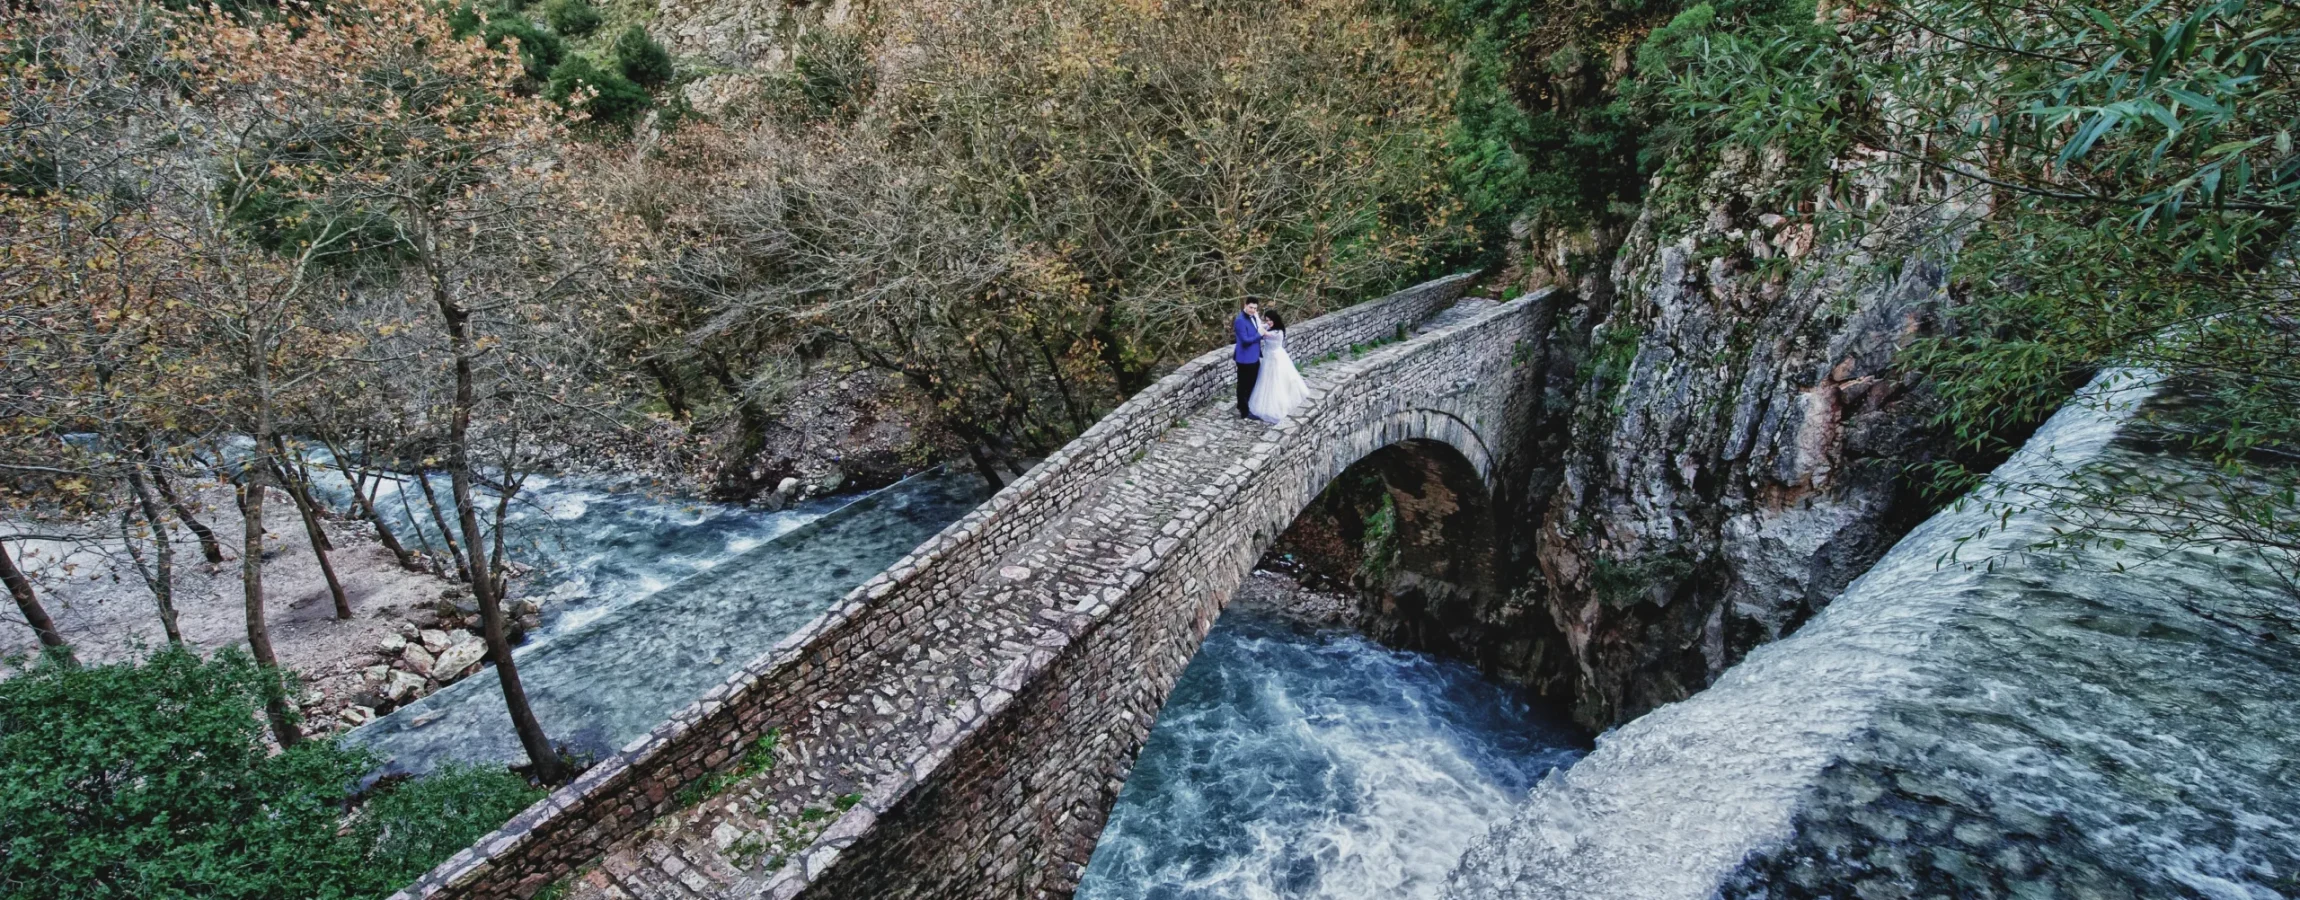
left=1232, top=300, right=1308, bottom=425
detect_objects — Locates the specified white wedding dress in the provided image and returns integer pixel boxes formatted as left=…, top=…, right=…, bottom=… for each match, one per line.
left=1248, top=328, right=1308, bottom=423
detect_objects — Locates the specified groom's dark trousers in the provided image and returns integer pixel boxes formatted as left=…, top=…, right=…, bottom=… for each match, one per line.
left=1233, top=310, right=1263, bottom=418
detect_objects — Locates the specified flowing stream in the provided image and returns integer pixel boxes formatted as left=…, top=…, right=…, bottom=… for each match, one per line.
left=342, top=467, right=989, bottom=775
left=1446, top=370, right=2300, bottom=899
left=1077, top=607, right=1586, bottom=900
left=288, top=456, right=852, bottom=639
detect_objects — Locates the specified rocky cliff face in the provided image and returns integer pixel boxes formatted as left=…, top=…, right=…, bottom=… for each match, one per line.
left=654, top=0, right=869, bottom=114
left=1248, top=149, right=1972, bottom=732
left=1487, top=148, right=1972, bottom=729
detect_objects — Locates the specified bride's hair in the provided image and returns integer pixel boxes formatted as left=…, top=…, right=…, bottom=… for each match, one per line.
left=1266, top=311, right=1286, bottom=331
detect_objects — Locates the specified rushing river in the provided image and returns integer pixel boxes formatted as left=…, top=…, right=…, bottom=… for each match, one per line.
left=342, top=467, right=989, bottom=774
left=1077, top=607, right=1586, bottom=900
left=290, top=459, right=859, bottom=639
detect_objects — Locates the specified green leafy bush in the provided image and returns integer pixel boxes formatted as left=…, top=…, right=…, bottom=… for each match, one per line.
left=543, top=0, right=601, bottom=37
left=482, top=14, right=568, bottom=83
left=548, top=55, right=652, bottom=128
left=1383, top=0, right=1823, bottom=255
left=0, top=647, right=543, bottom=900
left=353, top=764, right=544, bottom=887
left=612, top=25, right=674, bottom=88
left=761, top=27, right=873, bottom=123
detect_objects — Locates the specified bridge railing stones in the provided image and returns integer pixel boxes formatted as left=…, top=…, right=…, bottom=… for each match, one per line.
left=386, top=273, right=1477, bottom=900
left=790, top=289, right=1556, bottom=899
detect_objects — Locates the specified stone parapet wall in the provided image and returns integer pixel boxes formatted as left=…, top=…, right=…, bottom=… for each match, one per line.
left=389, top=274, right=1476, bottom=900
left=793, top=290, right=1553, bottom=898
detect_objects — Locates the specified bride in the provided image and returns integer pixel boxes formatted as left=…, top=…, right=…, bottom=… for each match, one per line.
left=1248, top=311, right=1308, bottom=424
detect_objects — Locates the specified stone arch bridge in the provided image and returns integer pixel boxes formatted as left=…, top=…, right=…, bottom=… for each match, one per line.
left=397, top=274, right=1558, bottom=900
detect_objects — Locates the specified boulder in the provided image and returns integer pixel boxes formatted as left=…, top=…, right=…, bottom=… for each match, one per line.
left=383, top=670, right=427, bottom=702
left=340, top=706, right=375, bottom=726
left=401, top=644, right=437, bottom=677
left=431, top=634, right=487, bottom=679
left=363, top=664, right=391, bottom=685
left=419, top=629, right=453, bottom=654
left=436, top=596, right=480, bottom=618
left=378, top=633, right=408, bottom=655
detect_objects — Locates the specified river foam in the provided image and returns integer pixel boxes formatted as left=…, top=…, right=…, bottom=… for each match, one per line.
left=1077, top=609, right=1585, bottom=900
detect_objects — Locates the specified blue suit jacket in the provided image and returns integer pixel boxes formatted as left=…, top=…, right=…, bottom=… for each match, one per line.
left=1233, top=312, right=1263, bottom=364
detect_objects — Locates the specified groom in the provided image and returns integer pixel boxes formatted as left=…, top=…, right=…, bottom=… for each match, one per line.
left=1233, top=300, right=1262, bottom=419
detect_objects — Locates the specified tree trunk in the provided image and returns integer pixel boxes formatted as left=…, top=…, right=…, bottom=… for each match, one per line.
left=966, top=444, right=1007, bottom=492
left=1, top=540, right=73, bottom=664
left=643, top=358, right=692, bottom=421
left=270, top=449, right=350, bottom=619
left=1092, top=320, right=1154, bottom=396
left=393, top=476, right=448, bottom=576
left=238, top=479, right=301, bottom=748
left=152, top=469, right=226, bottom=564
left=438, top=279, right=566, bottom=784
left=416, top=472, right=473, bottom=584
left=272, top=443, right=335, bottom=550
left=322, top=436, right=419, bottom=571
left=703, top=351, right=773, bottom=499
left=122, top=465, right=184, bottom=643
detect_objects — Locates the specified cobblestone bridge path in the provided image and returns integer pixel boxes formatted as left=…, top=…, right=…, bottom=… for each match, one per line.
left=393, top=275, right=1553, bottom=900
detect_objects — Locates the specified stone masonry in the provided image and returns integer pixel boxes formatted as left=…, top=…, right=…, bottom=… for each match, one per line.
left=388, top=274, right=1554, bottom=900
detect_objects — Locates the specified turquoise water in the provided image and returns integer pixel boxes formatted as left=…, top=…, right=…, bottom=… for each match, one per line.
left=288, top=457, right=852, bottom=639
left=344, top=469, right=989, bottom=774
left=1078, top=608, right=1586, bottom=900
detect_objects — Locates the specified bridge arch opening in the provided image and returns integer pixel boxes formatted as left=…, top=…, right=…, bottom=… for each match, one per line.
left=1075, top=431, right=1586, bottom=897
left=1265, top=436, right=1500, bottom=661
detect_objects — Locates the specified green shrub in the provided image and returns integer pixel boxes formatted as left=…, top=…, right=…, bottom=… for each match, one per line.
left=612, top=26, right=674, bottom=88
left=763, top=27, right=874, bottom=123
left=0, top=647, right=541, bottom=900
left=544, top=0, right=602, bottom=37
left=354, top=764, right=544, bottom=887
left=548, top=54, right=652, bottom=128
left=482, top=14, right=568, bottom=83
left=0, top=646, right=364, bottom=899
